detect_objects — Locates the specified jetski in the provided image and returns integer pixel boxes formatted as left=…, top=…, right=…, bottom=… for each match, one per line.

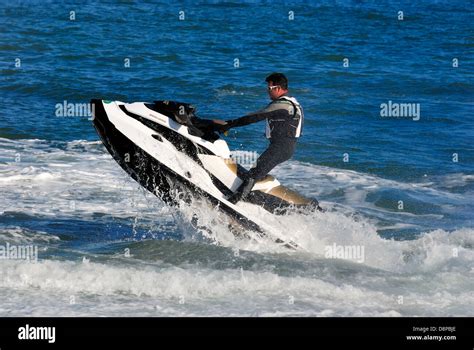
left=91, top=99, right=322, bottom=249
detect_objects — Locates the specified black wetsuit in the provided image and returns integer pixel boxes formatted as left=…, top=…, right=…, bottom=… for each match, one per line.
left=246, top=138, right=296, bottom=180
left=227, top=94, right=304, bottom=181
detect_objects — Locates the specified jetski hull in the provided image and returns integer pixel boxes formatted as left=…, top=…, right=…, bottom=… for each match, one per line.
left=92, top=99, right=264, bottom=232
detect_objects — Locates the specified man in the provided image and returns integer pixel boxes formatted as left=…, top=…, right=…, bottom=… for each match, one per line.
left=214, top=72, right=304, bottom=204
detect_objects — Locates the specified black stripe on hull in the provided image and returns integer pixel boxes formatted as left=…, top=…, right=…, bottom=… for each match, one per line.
left=91, top=100, right=265, bottom=234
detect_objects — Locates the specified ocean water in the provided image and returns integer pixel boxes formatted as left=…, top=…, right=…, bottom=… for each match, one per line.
left=0, top=0, right=473, bottom=316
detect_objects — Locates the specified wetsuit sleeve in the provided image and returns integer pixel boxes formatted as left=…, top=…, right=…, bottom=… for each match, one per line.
left=227, top=102, right=293, bottom=128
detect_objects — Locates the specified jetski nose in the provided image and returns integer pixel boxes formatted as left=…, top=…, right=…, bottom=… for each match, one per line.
left=90, top=99, right=111, bottom=146
left=90, top=99, right=104, bottom=123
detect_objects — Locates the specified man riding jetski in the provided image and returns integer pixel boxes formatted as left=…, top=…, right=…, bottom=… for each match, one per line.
left=91, top=73, right=322, bottom=248
left=213, top=72, right=304, bottom=204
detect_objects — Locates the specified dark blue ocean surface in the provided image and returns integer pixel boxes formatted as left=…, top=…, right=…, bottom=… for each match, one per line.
left=0, top=1, right=473, bottom=316
left=2, top=0, right=473, bottom=179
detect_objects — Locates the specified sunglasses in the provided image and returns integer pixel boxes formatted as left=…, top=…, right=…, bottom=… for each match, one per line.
left=267, top=85, right=280, bottom=91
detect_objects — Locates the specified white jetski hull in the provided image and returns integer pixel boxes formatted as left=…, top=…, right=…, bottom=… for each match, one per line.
left=92, top=99, right=319, bottom=249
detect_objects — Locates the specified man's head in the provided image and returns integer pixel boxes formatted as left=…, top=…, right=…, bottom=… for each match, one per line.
left=265, top=72, right=289, bottom=100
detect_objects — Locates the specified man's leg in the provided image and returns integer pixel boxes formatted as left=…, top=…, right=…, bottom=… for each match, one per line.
left=228, top=139, right=296, bottom=204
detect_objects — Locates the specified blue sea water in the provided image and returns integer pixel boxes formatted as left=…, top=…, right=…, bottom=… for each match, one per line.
left=0, top=0, right=473, bottom=316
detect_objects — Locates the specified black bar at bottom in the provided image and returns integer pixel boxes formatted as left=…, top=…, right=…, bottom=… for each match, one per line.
left=0, top=317, right=471, bottom=348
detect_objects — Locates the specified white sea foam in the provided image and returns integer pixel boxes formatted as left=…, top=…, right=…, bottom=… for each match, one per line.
left=0, top=238, right=473, bottom=317
left=0, top=138, right=473, bottom=316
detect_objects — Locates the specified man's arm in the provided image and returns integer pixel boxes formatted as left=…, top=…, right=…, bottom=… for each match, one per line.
left=227, top=101, right=294, bottom=128
left=211, top=101, right=294, bottom=133
left=227, top=110, right=271, bottom=127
